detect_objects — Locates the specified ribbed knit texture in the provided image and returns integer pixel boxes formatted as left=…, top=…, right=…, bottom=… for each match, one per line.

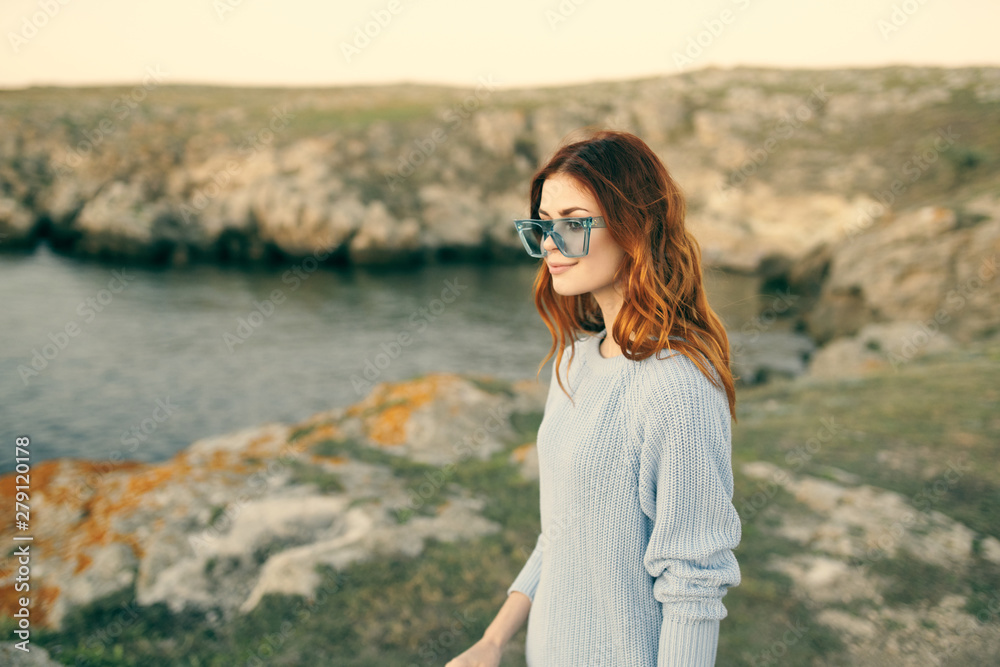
left=507, top=328, right=741, bottom=666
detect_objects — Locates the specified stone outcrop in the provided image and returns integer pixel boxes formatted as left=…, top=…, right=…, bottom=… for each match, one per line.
left=0, top=67, right=996, bottom=271
left=0, top=373, right=546, bottom=630
left=0, top=642, right=61, bottom=666
left=805, top=321, right=956, bottom=379
left=742, top=461, right=1000, bottom=666
left=789, top=195, right=1000, bottom=350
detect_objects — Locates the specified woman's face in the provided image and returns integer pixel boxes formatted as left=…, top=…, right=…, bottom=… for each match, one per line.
left=538, top=172, right=625, bottom=303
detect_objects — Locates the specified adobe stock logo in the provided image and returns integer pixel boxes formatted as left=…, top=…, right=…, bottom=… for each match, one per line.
left=340, top=0, right=405, bottom=63
left=672, top=0, right=754, bottom=70
left=384, top=75, right=499, bottom=192
left=351, top=278, right=467, bottom=395
left=876, top=0, right=929, bottom=39
left=8, top=0, right=73, bottom=53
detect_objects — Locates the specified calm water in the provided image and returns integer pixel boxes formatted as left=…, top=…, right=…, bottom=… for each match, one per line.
left=1, top=245, right=766, bottom=473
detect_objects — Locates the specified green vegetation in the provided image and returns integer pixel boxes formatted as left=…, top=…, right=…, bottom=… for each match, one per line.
left=285, top=459, right=346, bottom=494
left=465, top=375, right=516, bottom=397
left=287, top=423, right=318, bottom=443
left=720, top=480, right=846, bottom=665
left=867, top=549, right=959, bottom=607
left=10, top=340, right=998, bottom=665
left=732, top=341, right=1000, bottom=540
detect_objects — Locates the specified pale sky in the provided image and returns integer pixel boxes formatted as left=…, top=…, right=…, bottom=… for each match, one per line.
left=2, top=0, right=997, bottom=89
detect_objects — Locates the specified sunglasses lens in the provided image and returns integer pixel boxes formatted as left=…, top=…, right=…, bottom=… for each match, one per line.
left=553, top=219, right=588, bottom=257
left=517, top=224, right=545, bottom=256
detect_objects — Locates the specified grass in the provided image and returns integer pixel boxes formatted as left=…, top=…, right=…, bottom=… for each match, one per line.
left=732, top=340, right=1000, bottom=540
left=867, top=549, right=960, bottom=607
left=465, top=375, right=516, bottom=397
left=721, top=482, right=846, bottom=665
left=310, top=437, right=448, bottom=521
left=9, top=340, right=998, bottom=665
left=284, top=459, right=345, bottom=494
left=287, top=424, right=317, bottom=443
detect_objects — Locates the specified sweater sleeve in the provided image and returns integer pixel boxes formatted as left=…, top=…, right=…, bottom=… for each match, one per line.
left=506, top=532, right=543, bottom=601
left=637, top=353, right=742, bottom=667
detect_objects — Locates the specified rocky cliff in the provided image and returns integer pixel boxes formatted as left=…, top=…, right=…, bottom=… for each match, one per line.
left=785, top=194, right=1000, bottom=372
left=1, top=67, right=997, bottom=275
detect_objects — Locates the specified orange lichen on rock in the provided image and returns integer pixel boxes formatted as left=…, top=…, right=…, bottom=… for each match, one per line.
left=35, top=584, right=61, bottom=627
left=125, top=458, right=189, bottom=497
left=61, top=459, right=190, bottom=563
left=1, top=458, right=59, bottom=497
left=209, top=448, right=229, bottom=470
left=311, top=454, right=348, bottom=466
left=74, top=552, right=93, bottom=574
left=283, top=421, right=342, bottom=454
left=510, top=442, right=536, bottom=463
left=244, top=432, right=278, bottom=460
left=72, top=490, right=145, bottom=561
left=368, top=402, right=413, bottom=445
left=0, top=579, right=22, bottom=618
left=0, top=583, right=59, bottom=628
left=350, top=374, right=458, bottom=446
left=307, top=423, right=341, bottom=444
left=2, top=459, right=140, bottom=508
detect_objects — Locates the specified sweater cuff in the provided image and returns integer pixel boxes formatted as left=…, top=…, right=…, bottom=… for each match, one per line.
left=657, top=615, right=719, bottom=667
left=506, top=541, right=543, bottom=602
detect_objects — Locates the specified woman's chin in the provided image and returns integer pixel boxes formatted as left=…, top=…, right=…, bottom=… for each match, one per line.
left=548, top=279, right=583, bottom=297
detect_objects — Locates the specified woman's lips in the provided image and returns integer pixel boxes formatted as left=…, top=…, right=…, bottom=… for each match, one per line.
left=547, top=263, right=575, bottom=274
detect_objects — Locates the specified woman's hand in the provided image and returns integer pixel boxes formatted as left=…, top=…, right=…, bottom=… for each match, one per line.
left=444, top=637, right=503, bottom=667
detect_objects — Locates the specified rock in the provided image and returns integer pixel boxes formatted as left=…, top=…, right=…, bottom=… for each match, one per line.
left=2, top=67, right=995, bottom=272
left=729, top=330, right=816, bottom=385
left=807, top=321, right=955, bottom=378
left=418, top=183, right=488, bottom=252
left=769, top=555, right=860, bottom=604
left=509, top=442, right=539, bottom=481
left=815, top=608, right=878, bottom=639
left=743, top=459, right=1000, bottom=666
left=0, top=373, right=544, bottom=630
left=741, top=461, right=1000, bottom=567
left=60, top=541, right=139, bottom=613
left=0, top=196, right=37, bottom=248
left=785, top=241, right=833, bottom=304
left=0, top=642, right=62, bottom=666
left=348, top=200, right=422, bottom=265
left=339, top=373, right=518, bottom=465
left=800, top=201, right=1000, bottom=344
left=72, top=181, right=180, bottom=261
left=472, top=110, right=525, bottom=158
left=689, top=180, right=864, bottom=273
left=36, top=177, right=94, bottom=228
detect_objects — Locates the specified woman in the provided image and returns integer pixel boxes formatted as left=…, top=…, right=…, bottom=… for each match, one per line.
left=446, top=129, right=741, bottom=666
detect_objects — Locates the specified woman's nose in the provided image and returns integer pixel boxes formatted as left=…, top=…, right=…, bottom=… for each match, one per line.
left=541, top=231, right=559, bottom=254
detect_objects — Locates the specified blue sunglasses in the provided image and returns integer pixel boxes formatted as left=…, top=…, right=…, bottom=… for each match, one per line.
left=512, top=216, right=607, bottom=258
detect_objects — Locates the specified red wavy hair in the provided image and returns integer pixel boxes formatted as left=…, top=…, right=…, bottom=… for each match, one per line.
left=528, top=129, right=737, bottom=420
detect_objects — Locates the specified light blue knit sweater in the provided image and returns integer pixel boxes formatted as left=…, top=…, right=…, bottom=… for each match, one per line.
left=507, top=328, right=741, bottom=666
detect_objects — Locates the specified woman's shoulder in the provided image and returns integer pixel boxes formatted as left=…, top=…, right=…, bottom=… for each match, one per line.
left=635, top=346, right=732, bottom=446
left=638, top=342, right=726, bottom=406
